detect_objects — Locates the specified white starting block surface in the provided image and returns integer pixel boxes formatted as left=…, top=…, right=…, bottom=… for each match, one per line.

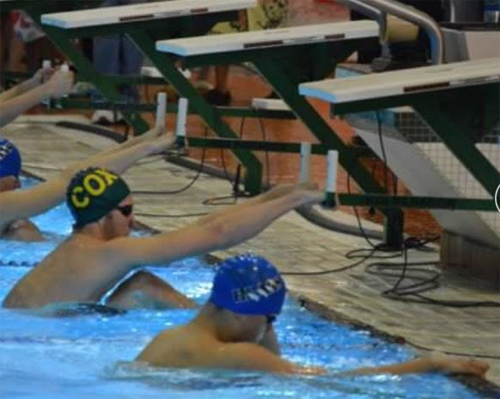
left=41, top=0, right=256, bottom=29
left=141, top=66, right=191, bottom=79
left=299, top=57, right=500, bottom=104
left=252, top=98, right=290, bottom=111
left=156, top=21, right=379, bottom=56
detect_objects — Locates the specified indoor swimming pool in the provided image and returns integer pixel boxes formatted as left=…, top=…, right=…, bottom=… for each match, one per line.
left=0, top=180, right=491, bottom=399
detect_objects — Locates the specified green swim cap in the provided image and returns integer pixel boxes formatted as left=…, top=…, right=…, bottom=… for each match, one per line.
left=66, top=167, right=131, bottom=228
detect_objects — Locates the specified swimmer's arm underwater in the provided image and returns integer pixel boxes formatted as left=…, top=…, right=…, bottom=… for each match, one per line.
left=202, top=344, right=489, bottom=378
left=259, top=326, right=281, bottom=356
left=0, top=70, right=73, bottom=129
left=0, top=135, right=173, bottom=229
left=102, top=188, right=325, bottom=269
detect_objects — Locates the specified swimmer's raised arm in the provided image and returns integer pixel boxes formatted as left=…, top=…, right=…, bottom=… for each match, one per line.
left=0, top=69, right=74, bottom=128
left=102, top=187, right=325, bottom=269
left=193, top=182, right=319, bottom=228
left=0, top=133, right=175, bottom=228
left=90, top=126, right=167, bottom=158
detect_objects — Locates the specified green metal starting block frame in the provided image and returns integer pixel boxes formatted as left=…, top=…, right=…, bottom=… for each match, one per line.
left=310, top=71, right=500, bottom=199
left=37, top=0, right=294, bottom=194
left=0, top=0, right=156, bottom=130
left=182, top=135, right=496, bottom=212
left=153, top=22, right=409, bottom=246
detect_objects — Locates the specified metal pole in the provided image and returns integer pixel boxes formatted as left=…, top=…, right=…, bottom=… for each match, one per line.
left=359, top=0, right=444, bottom=64
left=339, top=0, right=443, bottom=64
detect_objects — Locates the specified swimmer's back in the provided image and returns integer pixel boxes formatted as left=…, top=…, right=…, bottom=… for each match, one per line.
left=3, top=234, right=120, bottom=308
left=136, top=326, right=271, bottom=372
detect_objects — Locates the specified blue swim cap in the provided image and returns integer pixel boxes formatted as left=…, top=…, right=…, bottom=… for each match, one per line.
left=210, top=254, right=286, bottom=316
left=0, top=138, right=22, bottom=179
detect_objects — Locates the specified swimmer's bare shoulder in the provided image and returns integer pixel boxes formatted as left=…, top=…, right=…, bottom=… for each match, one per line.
left=137, top=328, right=314, bottom=374
left=3, top=235, right=127, bottom=308
left=136, top=326, right=198, bottom=367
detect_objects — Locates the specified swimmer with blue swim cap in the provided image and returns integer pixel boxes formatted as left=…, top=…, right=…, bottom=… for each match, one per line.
left=137, top=253, right=490, bottom=378
left=209, top=253, right=286, bottom=318
left=0, top=138, right=22, bottom=190
left=0, top=138, right=44, bottom=241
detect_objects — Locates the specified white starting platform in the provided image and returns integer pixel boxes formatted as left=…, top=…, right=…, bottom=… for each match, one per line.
left=252, top=98, right=290, bottom=111
left=156, top=20, right=379, bottom=56
left=41, top=0, right=256, bottom=29
left=299, top=59, right=500, bottom=249
left=299, top=57, right=500, bottom=104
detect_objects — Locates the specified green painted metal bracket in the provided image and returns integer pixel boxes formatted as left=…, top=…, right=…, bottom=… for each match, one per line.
left=184, top=137, right=374, bottom=158
left=254, top=52, right=404, bottom=247
left=332, top=84, right=500, bottom=132
left=340, top=194, right=496, bottom=211
left=413, top=99, right=500, bottom=197
left=41, top=24, right=150, bottom=134
left=52, top=99, right=297, bottom=120
left=129, top=30, right=263, bottom=194
left=252, top=58, right=394, bottom=197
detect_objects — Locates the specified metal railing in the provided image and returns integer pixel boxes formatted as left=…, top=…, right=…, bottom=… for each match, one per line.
left=340, top=0, right=444, bottom=64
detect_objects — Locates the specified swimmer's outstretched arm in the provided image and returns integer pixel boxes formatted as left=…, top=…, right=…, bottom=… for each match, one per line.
left=0, top=133, right=174, bottom=229
left=90, top=126, right=166, bottom=157
left=194, top=182, right=318, bottom=228
left=338, top=355, right=490, bottom=378
left=185, top=343, right=489, bottom=378
left=102, top=186, right=325, bottom=270
left=0, top=69, right=73, bottom=129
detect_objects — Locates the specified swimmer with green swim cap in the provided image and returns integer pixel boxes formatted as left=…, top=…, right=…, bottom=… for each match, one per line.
left=0, top=125, right=173, bottom=243
left=4, top=177, right=332, bottom=314
left=67, top=167, right=132, bottom=229
left=136, top=254, right=489, bottom=378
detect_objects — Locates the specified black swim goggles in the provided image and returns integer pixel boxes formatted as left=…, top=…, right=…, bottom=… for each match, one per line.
left=116, top=204, right=133, bottom=217
left=266, top=315, right=277, bottom=325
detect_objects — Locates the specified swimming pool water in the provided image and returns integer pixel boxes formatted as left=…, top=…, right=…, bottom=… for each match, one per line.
left=0, top=180, right=490, bottom=399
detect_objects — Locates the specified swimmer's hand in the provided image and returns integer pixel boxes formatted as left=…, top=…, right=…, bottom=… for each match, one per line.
left=45, top=69, right=74, bottom=98
left=294, top=182, right=325, bottom=206
left=31, top=66, right=54, bottom=86
left=147, top=129, right=177, bottom=155
left=430, top=355, right=489, bottom=378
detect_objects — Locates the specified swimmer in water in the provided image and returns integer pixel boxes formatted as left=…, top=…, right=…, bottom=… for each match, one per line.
left=0, top=127, right=172, bottom=242
left=3, top=175, right=325, bottom=311
left=136, top=254, right=489, bottom=378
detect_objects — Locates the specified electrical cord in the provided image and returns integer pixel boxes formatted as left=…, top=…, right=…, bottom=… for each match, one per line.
left=132, top=128, right=208, bottom=195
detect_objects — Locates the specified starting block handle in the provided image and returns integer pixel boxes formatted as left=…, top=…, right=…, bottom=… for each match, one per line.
left=324, top=150, right=338, bottom=208
left=299, top=142, right=312, bottom=183
left=41, top=60, right=53, bottom=107
left=155, top=92, right=167, bottom=130
left=176, top=98, right=188, bottom=146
